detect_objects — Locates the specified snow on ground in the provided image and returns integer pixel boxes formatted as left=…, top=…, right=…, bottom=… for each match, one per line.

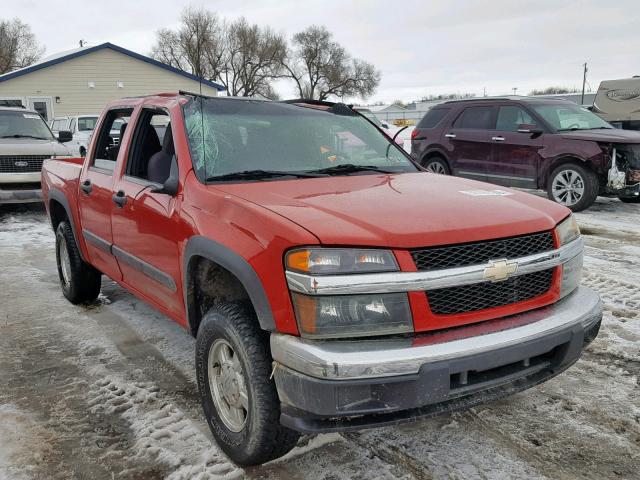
left=0, top=197, right=638, bottom=480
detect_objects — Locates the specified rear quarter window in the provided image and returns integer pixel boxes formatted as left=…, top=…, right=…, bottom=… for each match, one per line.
left=417, top=108, right=450, bottom=128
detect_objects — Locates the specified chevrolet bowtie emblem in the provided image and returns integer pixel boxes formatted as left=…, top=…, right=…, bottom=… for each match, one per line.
left=483, top=259, right=518, bottom=282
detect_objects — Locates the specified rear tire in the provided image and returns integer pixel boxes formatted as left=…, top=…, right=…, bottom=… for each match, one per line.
left=422, top=156, right=451, bottom=175
left=195, top=302, right=299, bottom=466
left=547, top=163, right=598, bottom=211
left=619, top=196, right=640, bottom=204
left=55, top=221, right=101, bottom=304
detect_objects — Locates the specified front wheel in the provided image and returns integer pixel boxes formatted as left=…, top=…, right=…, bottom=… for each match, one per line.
left=195, top=303, right=299, bottom=466
left=547, top=163, right=598, bottom=211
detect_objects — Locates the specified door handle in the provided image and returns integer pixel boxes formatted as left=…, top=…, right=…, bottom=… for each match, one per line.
left=492, top=136, right=505, bottom=142
left=80, top=179, right=92, bottom=194
left=112, top=190, right=127, bottom=208
left=445, top=133, right=456, bottom=139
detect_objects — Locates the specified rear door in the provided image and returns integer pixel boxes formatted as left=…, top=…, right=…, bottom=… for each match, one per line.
left=77, top=108, right=133, bottom=280
left=445, top=105, right=497, bottom=180
left=489, top=104, right=545, bottom=188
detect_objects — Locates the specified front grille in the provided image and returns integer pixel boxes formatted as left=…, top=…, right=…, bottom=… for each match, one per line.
left=411, top=231, right=555, bottom=271
left=0, top=155, right=49, bottom=173
left=427, top=269, right=554, bottom=315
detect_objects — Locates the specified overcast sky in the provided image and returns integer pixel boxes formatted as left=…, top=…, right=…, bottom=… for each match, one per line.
left=5, top=0, right=640, bottom=104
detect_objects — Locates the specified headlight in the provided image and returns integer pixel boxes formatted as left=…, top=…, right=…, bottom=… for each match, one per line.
left=555, top=214, right=580, bottom=246
left=291, top=292, right=412, bottom=339
left=286, top=248, right=398, bottom=275
left=556, top=215, right=583, bottom=298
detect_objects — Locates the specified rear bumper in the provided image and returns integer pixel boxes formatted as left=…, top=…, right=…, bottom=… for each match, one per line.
left=271, top=286, right=602, bottom=433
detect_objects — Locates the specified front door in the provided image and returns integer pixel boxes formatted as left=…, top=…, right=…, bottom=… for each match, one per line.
left=77, top=108, right=133, bottom=281
left=489, top=105, right=544, bottom=188
left=27, top=97, right=53, bottom=122
left=446, top=105, right=496, bottom=181
left=110, top=108, right=184, bottom=317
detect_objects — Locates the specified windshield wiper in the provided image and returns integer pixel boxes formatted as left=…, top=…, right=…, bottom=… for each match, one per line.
left=1, top=134, right=51, bottom=140
left=206, top=169, right=325, bottom=182
left=309, top=163, right=395, bottom=175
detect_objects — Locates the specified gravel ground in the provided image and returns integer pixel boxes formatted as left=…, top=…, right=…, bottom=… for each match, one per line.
left=0, top=197, right=638, bottom=480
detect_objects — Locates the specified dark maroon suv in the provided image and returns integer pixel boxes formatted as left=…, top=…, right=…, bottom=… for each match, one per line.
left=411, top=97, right=640, bottom=211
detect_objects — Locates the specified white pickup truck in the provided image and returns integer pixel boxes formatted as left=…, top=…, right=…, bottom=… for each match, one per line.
left=0, top=106, right=72, bottom=204
left=50, top=115, right=99, bottom=157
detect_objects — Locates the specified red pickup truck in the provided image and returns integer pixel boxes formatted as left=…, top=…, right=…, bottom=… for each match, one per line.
left=41, top=93, right=602, bottom=466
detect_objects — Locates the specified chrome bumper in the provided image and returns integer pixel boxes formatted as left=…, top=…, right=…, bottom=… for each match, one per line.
left=271, top=286, right=602, bottom=381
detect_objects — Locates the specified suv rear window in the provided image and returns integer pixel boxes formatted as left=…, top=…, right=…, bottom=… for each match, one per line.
left=417, top=108, right=449, bottom=128
left=453, top=106, right=495, bottom=129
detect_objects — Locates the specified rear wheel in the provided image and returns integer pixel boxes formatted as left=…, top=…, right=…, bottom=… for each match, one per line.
left=196, top=302, right=299, bottom=466
left=422, top=156, right=450, bottom=175
left=547, top=163, right=598, bottom=211
left=55, top=221, right=101, bottom=304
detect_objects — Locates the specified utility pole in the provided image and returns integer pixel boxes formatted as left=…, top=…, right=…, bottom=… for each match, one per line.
left=79, top=39, right=85, bottom=48
left=581, top=62, right=588, bottom=105
left=483, top=87, right=487, bottom=97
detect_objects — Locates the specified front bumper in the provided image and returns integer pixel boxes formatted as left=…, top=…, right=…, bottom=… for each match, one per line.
left=617, top=181, right=640, bottom=199
left=0, top=172, right=43, bottom=204
left=271, top=286, right=602, bottom=433
left=0, top=187, right=42, bottom=204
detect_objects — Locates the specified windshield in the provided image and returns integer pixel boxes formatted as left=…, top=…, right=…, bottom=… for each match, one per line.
left=181, top=98, right=416, bottom=182
left=0, top=111, right=54, bottom=140
left=78, top=116, right=98, bottom=131
left=356, top=109, right=384, bottom=128
left=532, top=103, right=613, bottom=131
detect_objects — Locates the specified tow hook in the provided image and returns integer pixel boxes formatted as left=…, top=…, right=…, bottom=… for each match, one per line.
left=607, top=147, right=626, bottom=190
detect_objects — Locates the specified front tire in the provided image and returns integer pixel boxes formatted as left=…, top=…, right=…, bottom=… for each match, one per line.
left=547, top=163, right=598, bottom=211
left=422, top=156, right=451, bottom=175
left=196, top=303, right=299, bottom=466
left=55, top=221, right=101, bottom=304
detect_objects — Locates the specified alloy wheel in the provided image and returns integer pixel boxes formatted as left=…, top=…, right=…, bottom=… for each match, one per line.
left=551, top=169, right=585, bottom=206
left=208, top=339, right=249, bottom=432
left=58, top=236, right=72, bottom=288
left=426, top=161, right=447, bottom=174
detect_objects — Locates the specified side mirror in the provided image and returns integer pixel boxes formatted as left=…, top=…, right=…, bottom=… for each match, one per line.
left=150, top=156, right=179, bottom=196
left=517, top=124, right=544, bottom=136
left=58, top=130, right=73, bottom=143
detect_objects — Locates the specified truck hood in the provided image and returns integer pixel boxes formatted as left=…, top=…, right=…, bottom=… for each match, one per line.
left=560, top=128, right=640, bottom=144
left=0, top=138, right=71, bottom=156
left=216, top=173, right=569, bottom=248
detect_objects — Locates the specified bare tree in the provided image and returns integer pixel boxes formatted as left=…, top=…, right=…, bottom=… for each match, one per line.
left=529, top=86, right=581, bottom=96
left=150, top=9, right=285, bottom=97
left=284, top=25, right=380, bottom=101
left=150, top=7, right=225, bottom=84
left=220, top=18, right=287, bottom=97
left=0, top=19, right=44, bottom=74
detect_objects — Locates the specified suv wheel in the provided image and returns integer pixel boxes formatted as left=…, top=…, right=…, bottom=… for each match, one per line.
left=55, top=221, right=101, bottom=304
left=196, top=302, right=300, bottom=466
left=422, top=156, right=450, bottom=175
left=547, top=163, right=598, bottom=211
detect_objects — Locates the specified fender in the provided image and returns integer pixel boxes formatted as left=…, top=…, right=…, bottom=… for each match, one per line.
left=183, top=236, right=276, bottom=333
left=47, top=188, right=87, bottom=262
left=421, top=146, right=450, bottom=163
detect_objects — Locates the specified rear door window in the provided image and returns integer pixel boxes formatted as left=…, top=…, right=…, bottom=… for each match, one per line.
left=91, top=109, right=133, bottom=173
left=417, top=108, right=450, bottom=128
left=453, top=106, right=496, bottom=129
